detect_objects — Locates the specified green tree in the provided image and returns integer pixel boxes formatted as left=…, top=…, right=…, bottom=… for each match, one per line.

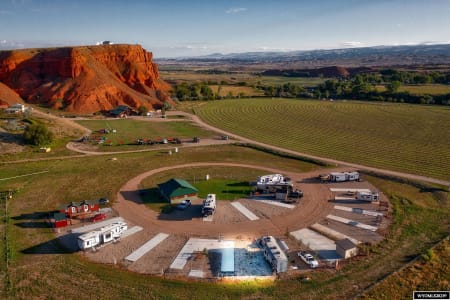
left=23, top=123, right=53, bottom=146
left=138, top=105, right=149, bottom=116
left=387, top=80, right=401, bottom=93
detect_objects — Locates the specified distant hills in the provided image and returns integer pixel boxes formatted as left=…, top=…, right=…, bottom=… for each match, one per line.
left=0, top=44, right=170, bottom=113
left=157, top=44, right=450, bottom=69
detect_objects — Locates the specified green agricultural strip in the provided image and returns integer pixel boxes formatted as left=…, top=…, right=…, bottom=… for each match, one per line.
left=76, top=118, right=214, bottom=148
left=195, top=98, right=450, bottom=181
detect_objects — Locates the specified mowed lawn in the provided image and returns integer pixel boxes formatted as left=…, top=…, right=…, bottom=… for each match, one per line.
left=76, top=118, right=213, bottom=145
left=195, top=98, right=450, bottom=181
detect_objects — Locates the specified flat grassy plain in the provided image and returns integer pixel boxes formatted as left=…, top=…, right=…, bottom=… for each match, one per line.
left=195, top=98, right=450, bottom=181
left=75, top=118, right=214, bottom=150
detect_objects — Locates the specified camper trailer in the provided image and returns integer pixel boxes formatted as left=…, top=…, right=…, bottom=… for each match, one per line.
left=328, top=172, right=360, bottom=182
left=202, top=194, right=216, bottom=216
left=77, top=221, right=128, bottom=250
left=356, top=191, right=379, bottom=202
left=260, top=236, right=288, bottom=273
left=256, top=174, right=292, bottom=190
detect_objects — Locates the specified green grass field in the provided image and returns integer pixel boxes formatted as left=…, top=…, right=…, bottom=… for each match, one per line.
left=376, top=84, right=450, bottom=95
left=139, top=166, right=260, bottom=211
left=75, top=118, right=214, bottom=149
left=195, top=98, right=450, bottom=181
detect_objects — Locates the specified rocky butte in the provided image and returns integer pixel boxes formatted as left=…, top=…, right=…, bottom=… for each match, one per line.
left=0, top=44, right=171, bottom=113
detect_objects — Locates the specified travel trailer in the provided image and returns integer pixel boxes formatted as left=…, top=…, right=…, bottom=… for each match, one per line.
left=78, top=221, right=128, bottom=250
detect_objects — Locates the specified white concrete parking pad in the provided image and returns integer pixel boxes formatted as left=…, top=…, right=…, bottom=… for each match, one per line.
left=257, top=199, right=295, bottom=209
left=125, top=233, right=169, bottom=262
left=290, top=228, right=340, bottom=261
left=170, top=238, right=235, bottom=270
left=231, top=202, right=259, bottom=221
left=334, top=205, right=383, bottom=217
left=121, top=226, right=143, bottom=239
left=329, top=188, right=372, bottom=193
left=327, top=214, right=378, bottom=231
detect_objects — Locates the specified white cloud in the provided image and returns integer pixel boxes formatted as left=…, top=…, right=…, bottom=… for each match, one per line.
left=341, top=41, right=364, bottom=47
left=226, top=7, right=247, bottom=14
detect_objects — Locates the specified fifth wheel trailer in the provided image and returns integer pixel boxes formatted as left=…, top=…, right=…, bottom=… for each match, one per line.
left=327, top=172, right=360, bottom=182
left=78, top=221, right=128, bottom=250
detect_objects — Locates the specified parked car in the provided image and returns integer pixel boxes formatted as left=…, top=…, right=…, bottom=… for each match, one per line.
left=298, top=251, right=319, bottom=268
left=91, top=213, right=107, bottom=223
left=98, top=198, right=109, bottom=205
left=176, top=199, right=191, bottom=210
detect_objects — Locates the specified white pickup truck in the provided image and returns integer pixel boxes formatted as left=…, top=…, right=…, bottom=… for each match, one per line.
left=298, top=251, right=319, bottom=268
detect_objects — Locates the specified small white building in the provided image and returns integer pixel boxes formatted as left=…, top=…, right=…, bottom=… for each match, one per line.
left=5, top=103, right=26, bottom=114
left=336, top=238, right=358, bottom=259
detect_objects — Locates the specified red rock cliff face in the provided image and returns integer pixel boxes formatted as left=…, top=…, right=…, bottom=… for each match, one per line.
left=0, top=44, right=171, bottom=113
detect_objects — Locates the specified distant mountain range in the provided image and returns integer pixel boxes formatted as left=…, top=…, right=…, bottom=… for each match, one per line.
left=157, top=44, right=450, bottom=68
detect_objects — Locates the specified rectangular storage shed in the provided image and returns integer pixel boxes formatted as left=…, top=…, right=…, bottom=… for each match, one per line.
left=158, top=178, right=199, bottom=204
left=336, top=238, right=358, bottom=259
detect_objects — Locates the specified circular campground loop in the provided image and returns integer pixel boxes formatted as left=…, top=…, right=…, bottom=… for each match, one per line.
left=115, top=162, right=337, bottom=238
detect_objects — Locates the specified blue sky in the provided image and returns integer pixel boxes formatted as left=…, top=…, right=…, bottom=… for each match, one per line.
left=1, top=0, right=450, bottom=57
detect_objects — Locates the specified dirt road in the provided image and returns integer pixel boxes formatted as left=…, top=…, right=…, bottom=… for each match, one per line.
left=115, top=162, right=349, bottom=238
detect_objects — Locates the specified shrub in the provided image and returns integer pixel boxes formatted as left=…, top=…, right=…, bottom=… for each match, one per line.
left=23, top=123, right=53, bottom=146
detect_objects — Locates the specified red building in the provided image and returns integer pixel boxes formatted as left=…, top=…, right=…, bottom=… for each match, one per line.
left=60, top=200, right=99, bottom=218
left=52, top=212, right=68, bottom=228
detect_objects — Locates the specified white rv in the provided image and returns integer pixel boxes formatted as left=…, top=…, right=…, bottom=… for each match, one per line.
left=260, top=236, right=288, bottom=273
left=78, top=221, right=128, bottom=250
left=202, top=194, right=216, bottom=216
left=356, top=191, right=379, bottom=202
left=329, top=172, right=360, bottom=182
left=256, top=174, right=292, bottom=190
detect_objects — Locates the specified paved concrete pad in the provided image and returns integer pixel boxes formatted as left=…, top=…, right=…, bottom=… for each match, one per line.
left=231, top=202, right=259, bottom=221
left=334, top=205, right=383, bottom=217
left=188, top=270, right=204, bottom=278
left=257, top=199, right=295, bottom=209
left=170, top=238, right=235, bottom=270
left=290, top=228, right=340, bottom=261
left=125, top=233, right=169, bottom=262
left=327, top=214, right=378, bottom=231
left=121, top=226, right=143, bottom=239
left=330, top=188, right=371, bottom=192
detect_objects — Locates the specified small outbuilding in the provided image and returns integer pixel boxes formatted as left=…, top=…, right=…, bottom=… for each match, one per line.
left=51, top=212, right=68, bottom=228
left=59, top=200, right=100, bottom=218
left=336, top=238, right=358, bottom=259
left=157, top=178, right=199, bottom=204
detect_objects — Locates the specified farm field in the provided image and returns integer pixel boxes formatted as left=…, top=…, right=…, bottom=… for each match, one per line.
left=75, top=118, right=214, bottom=149
left=376, top=84, right=450, bottom=95
left=159, top=70, right=328, bottom=87
left=208, top=84, right=264, bottom=97
left=195, top=98, right=450, bottom=181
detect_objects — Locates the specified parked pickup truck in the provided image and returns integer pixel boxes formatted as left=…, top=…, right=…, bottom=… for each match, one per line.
left=298, top=251, right=319, bottom=268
